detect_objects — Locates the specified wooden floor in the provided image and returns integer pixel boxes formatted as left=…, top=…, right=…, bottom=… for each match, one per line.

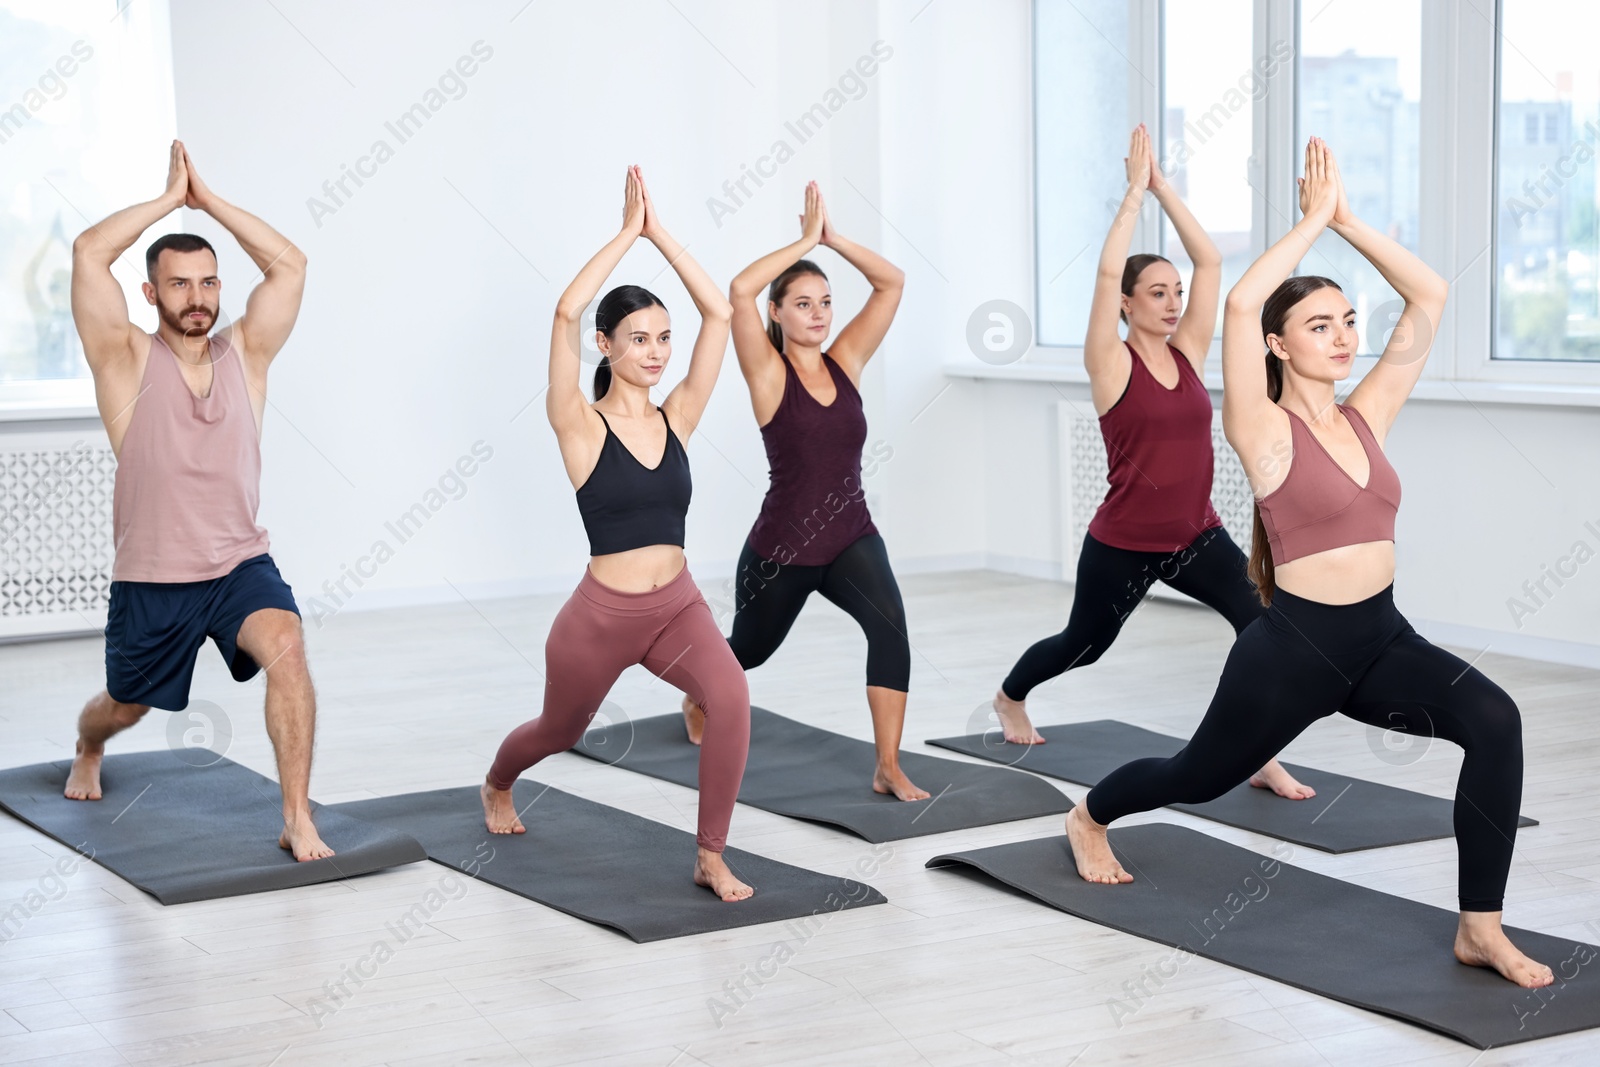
left=2, top=568, right=1598, bottom=1066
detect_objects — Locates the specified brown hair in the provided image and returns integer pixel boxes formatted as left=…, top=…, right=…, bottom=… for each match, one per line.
left=1120, top=254, right=1172, bottom=325
left=766, top=259, right=828, bottom=353
left=1246, top=274, right=1343, bottom=605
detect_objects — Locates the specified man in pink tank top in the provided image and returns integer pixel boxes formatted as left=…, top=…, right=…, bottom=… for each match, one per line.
left=64, top=140, right=333, bottom=861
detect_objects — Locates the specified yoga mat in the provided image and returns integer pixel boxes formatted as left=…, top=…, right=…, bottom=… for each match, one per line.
left=329, top=781, right=887, bottom=942
left=926, top=719, right=1537, bottom=853
left=926, top=824, right=1600, bottom=1049
left=572, top=706, right=1072, bottom=842
left=0, top=751, right=426, bottom=904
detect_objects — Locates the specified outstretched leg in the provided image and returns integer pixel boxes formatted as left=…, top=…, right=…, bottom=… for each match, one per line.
left=1158, top=526, right=1315, bottom=800
left=1340, top=628, right=1552, bottom=988
left=65, top=691, right=150, bottom=800
left=235, top=607, right=332, bottom=861
left=817, top=534, right=928, bottom=800
left=997, top=533, right=1160, bottom=744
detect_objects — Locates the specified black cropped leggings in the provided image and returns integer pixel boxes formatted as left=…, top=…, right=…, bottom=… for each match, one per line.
left=1003, top=526, right=1261, bottom=702
left=727, top=532, right=911, bottom=691
left=1084, top=585, right=1525, bottom=912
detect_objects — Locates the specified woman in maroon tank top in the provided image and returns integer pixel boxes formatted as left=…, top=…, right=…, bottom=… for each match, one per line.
left=679, top=182, right=929, bottom=802
left=992, top=125, right=1310, bottom=800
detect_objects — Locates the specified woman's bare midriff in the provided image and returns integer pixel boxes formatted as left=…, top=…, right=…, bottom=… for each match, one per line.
left=1273, top=540, right=1395, bottom=604
left=586, top=544, right=688, bottom=593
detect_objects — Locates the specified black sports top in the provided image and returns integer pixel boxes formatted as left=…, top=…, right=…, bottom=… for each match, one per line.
left=575, top=406, right=692, bottom=556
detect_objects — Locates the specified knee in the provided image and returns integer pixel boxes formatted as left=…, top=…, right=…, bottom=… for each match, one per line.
left=701, top=673, right=750, bottom=719
left=259, top=622, right=310, bottom=679
left=1465, top=684, right=1523, bottom=753
left=109, top=699, right=150, bottom=728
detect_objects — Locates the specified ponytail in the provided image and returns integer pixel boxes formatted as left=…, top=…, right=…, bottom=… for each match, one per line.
left=593, top=357, right=612, bottom=401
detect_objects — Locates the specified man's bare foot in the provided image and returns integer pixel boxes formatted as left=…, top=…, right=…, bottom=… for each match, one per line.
left=992, top=689, right=1045, bottom=745
left=278, top=813, right=335, bottom=861
left=694, top=849, right=754, bottom=902
left=873, top=764, right=931, bottom=801
left=64, top=741, right=103, bottom=801
left=681, top=695, right=705, bottom=746
left=481, top=780, right=526, bottom=835
left=1064, top=805, right=1133, bottom=884
left=1455, top=914, right=1555, bottom=988
left=1248, top=759, right=1316, bottom=799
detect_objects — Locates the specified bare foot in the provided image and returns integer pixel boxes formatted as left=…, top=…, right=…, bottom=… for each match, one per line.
left=64, top=741, right=103, bottom=801
left=1455, top=914, right=1555, bottom=988
left=1248, top=759, right=1316, bottom=800
left=681, top=695, right=705, bottom=746
left=1064, top=805, right=1132, bottom=884
left=993, top=689, right=1045, bottom=745
left=694, top=849, right=754, bottom=902
left=481, top=779, right=526, bottom=834
left=873, top=764, right=931, bottom=801
left=278, top=813, right=336, bottom=861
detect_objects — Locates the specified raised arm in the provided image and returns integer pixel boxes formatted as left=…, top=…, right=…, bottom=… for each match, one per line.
left=1221, top=137, right=1337, bottom=469
left=727, top=186, right=824, bottom=406
left=70, top=140, right=186, bottom=372
left=1083, top=125, right=1149, bottom=413
left=548, top=168, right=643, bottom=449
left=1333, top=147, right=1448, bottom=442
left=182, top=145, right=307, bottom=369
left=637, top=168, right=731, bottom=443
left=814, top=185, right=903, bottom=381
left=1153, top=162, right=1222, bottom=372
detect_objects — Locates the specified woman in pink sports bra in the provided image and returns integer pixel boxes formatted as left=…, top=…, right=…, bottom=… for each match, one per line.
left=1063, top=138, right=1552, bottom=990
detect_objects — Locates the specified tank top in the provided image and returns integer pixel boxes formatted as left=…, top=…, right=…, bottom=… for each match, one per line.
left=746, top=351, right=879, bottom=566
left=1256, top=403, right=1401, bottom=566
left=111, top=332, right=271, bottom=583
left=575, top=406, right=692, bottom=556
left=1086, top=342, right=1223, bottom=553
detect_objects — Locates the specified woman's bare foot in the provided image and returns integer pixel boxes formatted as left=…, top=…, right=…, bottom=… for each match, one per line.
left=993, top=689, right=1045, bottom=745
left=64, top=741, right=103, bottom=801
left=873, top=763, right=931, bottom=801
left=1455, top=913, right=1555, bottom=988
left=694, top=848, right=754, bottom=902
left=1064, top=805, right=1133, bottom=884
left=278, top=812, right=336, bottom=861
left=1248, top=759, right=1316, bottom=799
left=481, top=779, right=526, bottom=834
left=681, top=695, right=705, bottom=746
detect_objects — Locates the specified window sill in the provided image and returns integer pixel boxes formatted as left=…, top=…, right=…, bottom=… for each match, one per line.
left=941, top=360, right=1600, bottom=409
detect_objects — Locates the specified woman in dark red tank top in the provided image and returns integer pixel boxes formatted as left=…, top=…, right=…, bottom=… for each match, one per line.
left=679, top=182, right=929, bottom=802
left=993, top=125, right=1310, bottom=799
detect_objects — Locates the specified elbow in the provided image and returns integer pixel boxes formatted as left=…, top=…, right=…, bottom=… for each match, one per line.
left=878, top=266, right=906, bottom=291
left=705, top=298, right=734, bottom=324
left=1223, top=290, right=1259, bottom=317
left=281, top=245, right=309, bottom=273
left=71, top=231, right=103, bottom=263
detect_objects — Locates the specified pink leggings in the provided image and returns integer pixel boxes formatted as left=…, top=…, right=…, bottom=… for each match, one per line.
left=487, top=564, right=750, bottom=852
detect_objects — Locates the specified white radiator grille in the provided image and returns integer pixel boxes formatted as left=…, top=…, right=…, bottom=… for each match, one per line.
left=0, top=434, right=115, bottom=638
left=1058, top=402, right=1257, bottom=595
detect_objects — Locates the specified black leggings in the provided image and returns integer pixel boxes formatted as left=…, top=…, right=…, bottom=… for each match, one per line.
left=728, top=532, right=911, bottom=691
left=1085, top=585, right=1524, bottom=912
left=1002, top=527, right=1261, bottom=702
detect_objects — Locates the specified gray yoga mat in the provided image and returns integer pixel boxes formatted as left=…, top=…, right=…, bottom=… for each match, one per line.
left=0, top=751, right=427, bottom=905
left=329, top=781, right=887, bottom=942
left=572, top=706, right=1072, bottom=842
left=926, top=824, right=1600, bottom=1049
left=926, top=719, right=1537, bottom=853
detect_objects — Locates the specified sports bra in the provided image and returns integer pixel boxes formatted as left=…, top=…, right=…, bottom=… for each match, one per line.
left=574, top=407, right=692, bottom=556
left=1256, top=403, right=1401, bottom=566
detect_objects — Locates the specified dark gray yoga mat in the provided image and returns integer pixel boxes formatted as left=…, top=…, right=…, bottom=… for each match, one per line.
left=572, top=706, right=1072, bottom=842
left=328, top=781, right=888, bottom=942
left=926, top=824, right=1600, bottom=1049
left=926, top=719, right=1537, bottom=853
left=0, top=751, right=427, bottom=904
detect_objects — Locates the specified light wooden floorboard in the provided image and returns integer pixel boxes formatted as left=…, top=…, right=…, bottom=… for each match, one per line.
left=1, top=568, right=1597, bottom=1065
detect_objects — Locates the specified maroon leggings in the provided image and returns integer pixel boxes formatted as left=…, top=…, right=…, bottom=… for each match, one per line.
left=487, top=563, right=751, bottom=852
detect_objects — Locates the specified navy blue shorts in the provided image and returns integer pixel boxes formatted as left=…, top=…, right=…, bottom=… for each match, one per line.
left=104, top=553, right=300, bottom=711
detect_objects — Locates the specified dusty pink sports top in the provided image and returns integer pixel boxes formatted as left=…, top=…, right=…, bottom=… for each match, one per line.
left=111, top=332, right=270, bottom=582
left=1256, top=403, right=1400, bottom=566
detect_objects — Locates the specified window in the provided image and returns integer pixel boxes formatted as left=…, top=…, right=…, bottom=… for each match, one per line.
left=0, top=0, right=176, bottom=404
left=1296, top=0, right=1422, bottom=356
left=1495, top=0, right=1600, bottom=362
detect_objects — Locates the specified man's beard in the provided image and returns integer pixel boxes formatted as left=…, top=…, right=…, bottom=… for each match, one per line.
left=158, top=300, right=216, bottom=340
